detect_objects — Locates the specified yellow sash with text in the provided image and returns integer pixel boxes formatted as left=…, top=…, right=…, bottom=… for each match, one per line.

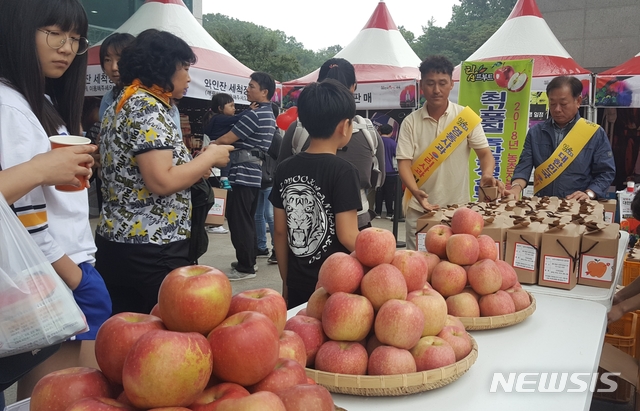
left=533, top=118, right=599, bottom=193
left=403, top=106, right=482, bottom=212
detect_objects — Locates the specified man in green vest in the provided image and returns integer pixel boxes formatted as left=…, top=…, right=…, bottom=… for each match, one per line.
left=506, top=76, right=615, bottom=200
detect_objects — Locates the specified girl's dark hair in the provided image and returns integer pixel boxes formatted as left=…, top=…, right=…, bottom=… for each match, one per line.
left=119, top=29, right=197, bottom=92
left=0, top=0, right=88, bottom=136
left=99, top=32, right=135, bottom=69
left=317, top=58, right=357, bottom=89
left=210, top=93, right=234, bottom=114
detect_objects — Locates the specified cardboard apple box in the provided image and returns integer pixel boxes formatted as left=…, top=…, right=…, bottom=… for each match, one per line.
left=578, top=223, right=620, bottom=288
left=205, top=188, right=227, bottom=226
left=480, top=214, right=513, bottom=261
left=599, top=199, right=617, bottom=224
left=538, top=223, right=584, bottom=291
left=477, top=186, right=500, bottom=203
left=504, top=220, right=545, bottom=284
left=598, top=343, right=640, bottom=411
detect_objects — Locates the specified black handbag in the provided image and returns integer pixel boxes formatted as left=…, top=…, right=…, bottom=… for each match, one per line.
left=189, top=177, right=215, bottom=263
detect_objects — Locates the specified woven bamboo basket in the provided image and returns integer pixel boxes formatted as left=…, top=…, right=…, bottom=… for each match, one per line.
left=459, top=292, right=536, bottom=330
left=305, top=336, right=478, bottom=396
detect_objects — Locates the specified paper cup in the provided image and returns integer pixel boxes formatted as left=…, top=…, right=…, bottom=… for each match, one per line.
left=48, top=135, right=91, bottom=191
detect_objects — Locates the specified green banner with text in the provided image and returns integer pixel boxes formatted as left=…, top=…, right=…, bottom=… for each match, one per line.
left=458, top=59, right=533, bottom=201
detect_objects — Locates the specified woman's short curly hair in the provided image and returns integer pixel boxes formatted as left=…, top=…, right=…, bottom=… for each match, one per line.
left=118, top=29, right=196, bottom=92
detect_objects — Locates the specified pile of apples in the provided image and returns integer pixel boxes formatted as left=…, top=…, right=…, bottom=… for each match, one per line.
left=287, top=227, right=474, bottom=377
left=424, top=207, right=531, bottom=318
left=29, top=266, right=335, bottom=411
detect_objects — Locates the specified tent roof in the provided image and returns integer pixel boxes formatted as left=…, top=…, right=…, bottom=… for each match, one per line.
left=453, top=0, right=589, bottom=80
left=86, top=0, right=253, bottom=78
left=284, top=1, right=421, bottom=86
left=599, top=52, right=640, bottom=76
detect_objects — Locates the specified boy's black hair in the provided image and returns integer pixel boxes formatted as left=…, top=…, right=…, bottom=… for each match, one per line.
left=419, top=55, right=454, bottom=78
left=378, top=124, right=393, bottom=135
left=250, top=72, right=276, bottom=100
left=297, top=79, right=356, bottom=139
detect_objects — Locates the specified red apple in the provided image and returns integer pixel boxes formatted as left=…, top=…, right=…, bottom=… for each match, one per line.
left=275, top=384, right=334, bottom=411
left=30, top=367, right=113, bottom=411
left=507, top=71, right=529, bottom=92
left=159, top=265, right=232, bottom=335
left=317, top=252, right=364, bottom=294
left=278, top=330, right=307, bottom=368
left=150, top=303, right=162, bottom=319
left=95, top=312, right=167, bottom=384
left=368, top=346, right=416, bottom=375
left=305, top=287, right=330, bottom=320
left=148, top=408, right=191, bottom=411
left=227, top=288, right=287, bottom=335
left=407, top=288, right=448, bottom=336
left=446, top=292, right=480, bottom=317
left=495, top=259, right=518, bottom=291
left=249, top=358, right=307, bottom=393
left=424, top=225, right=453, bottom=259
left=437, top=326, right=473, bottom=361
left=410, top=336, right=456, bottom=371
left=208, top=311, right=279, bottom=386
left=479, top=290, right=516, bottom=316
left=506, top=288, right=531, bottom=311
left=420, top=252, right=441, bottom=282
left=467, top=259, right=503, bottom=296
left=391, top=250, right=429, bottom=292
left=315, top=340, right=368, bottom=375
left=374, top=299, right=424, bottom=349
left=354, top=227, right=397, bottom=267
left=445, top=315, right=466, bottom=331
left=321, top=292, right=374, bottom=341
left=123, top=330, right=212, bottom=409
left=476, top=235, right=498, bottom=261
left=494, top=65, right=515, bottom=88
left=65, top=397, right=135, bottom=411
left=451, top=207, right=484, bottom=236
left=215, top=391, right=286, bottom=411
left=188, top=383, right=250, bottom=411
left=429, top=261, right=467, bottom=297
left=446, top=234, right=479, bottom=266
left=360, top=263, right=408, bottom=310
left=284, top=315, right=327, bottom=367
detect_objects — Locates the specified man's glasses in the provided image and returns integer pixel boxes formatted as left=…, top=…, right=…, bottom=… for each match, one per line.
left=37, top=29, right=89, bottom=55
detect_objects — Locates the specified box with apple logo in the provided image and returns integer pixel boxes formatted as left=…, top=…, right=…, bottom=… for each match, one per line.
left=578, top=223, right=620, bottom=288
left=504, top=220, right=546, bottom=284
left=538, top=223, right=584, bottom=290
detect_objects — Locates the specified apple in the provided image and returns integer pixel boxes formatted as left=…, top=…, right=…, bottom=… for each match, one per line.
left=215, top=391, right=286, bottom=411
left=410, top=336, right=456, bottom=371
left=437, top=326, right=473, bottom=361
left=150, top=303, right=162, bottom=318
left=122, top=329, right=212, bottom=409
left=64, top=397, right=135, bottom=411
left=420, top=252, right=441, bottom=282
left=321, top=292, right=373, bottom=341
left=354, top=227, right=397, bottom=267
left=187, top=382, right=250, bottom=411
left=275, top=384, right=334, bottom=411
left=208, top=311, right=279, bottom=386
left=368, top=346, right=416, bottom=375
left=460, top=287, right=481, bottom=301
left=305, top=287, right=330, bottom=320
left=494, top=65, right=515, bottom=88
left=507, top=71, right=529, bottom=92
left=374, top=299, right=424, bottom=350
left=476, top=235, right=498, bottom=261
left=479, top=290, right=516, bottom=316
left=30, top=367, right=113, bottom=411
left=446, top=234, right=479, bottom=266
left=446, top=293, right=480, bottom=317
left=148, top=408, right=191, bottom=411
left=429, top=261, right=467, bottom=298
left=495, top=259, right=518, bottom=291
left=314, top=340, right=368, bottom=375
left=159, top=265, right=232, bottom=335
left=451, top=207, right=484, bottom=236
left=95, top=312, right=167, bottom=384
left=360, top=263, right=408, bottom=310
left=317, top=252, right=364, bottom=294
left=278, top=330, right=307, bottom=368
left=391, top=250, right=429, bottom=292
left=407, top=288, right=448, bottom=336
left=445, top=315, right=466, bottom=331
left=467, top=259, right=503, bottom=295
left=284, top=315, right=327, bottom=367
left=296, top=308, right=308, bottom=316
left=505, top=288, right=531, bottom=311
left=227, top=288, right=287, bottom=335
left=424, top=224, right=453, bottom=259
left=249, top=358, right=308, bottom=393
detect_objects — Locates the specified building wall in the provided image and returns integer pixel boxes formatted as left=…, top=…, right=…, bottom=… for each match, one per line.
left=537, top=0, right=640, bottom=73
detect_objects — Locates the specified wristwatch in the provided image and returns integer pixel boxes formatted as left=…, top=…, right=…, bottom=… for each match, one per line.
left=585, top=189, right=596, bottom=200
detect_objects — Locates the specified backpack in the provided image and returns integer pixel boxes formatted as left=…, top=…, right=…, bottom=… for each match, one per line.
left=291, top=115, right=383, bottom=189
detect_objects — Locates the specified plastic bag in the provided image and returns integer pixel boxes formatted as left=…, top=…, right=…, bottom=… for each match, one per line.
left=0, top=193, right=87, bottom=357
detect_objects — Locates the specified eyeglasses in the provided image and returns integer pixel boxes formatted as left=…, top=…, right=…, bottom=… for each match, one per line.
left=37, top=29, right=89, bottom=55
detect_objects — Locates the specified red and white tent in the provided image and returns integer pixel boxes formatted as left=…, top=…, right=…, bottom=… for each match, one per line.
left=85, top=0, right=258, bottom=104
left=595, top=52, right=640, bottom=107
left=282, top=1, right=421, bottom=110
left=452, top=0, right=591, bottom=104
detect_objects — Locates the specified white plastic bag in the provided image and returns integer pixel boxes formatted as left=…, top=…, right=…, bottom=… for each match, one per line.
left=0, top=193, right=87, bottom=357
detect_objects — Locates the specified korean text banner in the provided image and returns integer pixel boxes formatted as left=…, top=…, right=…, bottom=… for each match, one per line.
left=458, top=59, right=533, bottom=201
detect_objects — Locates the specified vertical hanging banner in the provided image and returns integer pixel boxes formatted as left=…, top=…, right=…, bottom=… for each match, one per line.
left=458, top=60, right=533, bottom=201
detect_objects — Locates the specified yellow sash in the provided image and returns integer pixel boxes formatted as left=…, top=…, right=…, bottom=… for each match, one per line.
left=533, top=118, right=599, bottom=193
left=402, top=106, right=482, bottom=212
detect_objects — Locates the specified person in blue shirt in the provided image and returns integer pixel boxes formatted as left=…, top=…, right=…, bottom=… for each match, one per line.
left=506, top=76, right=615, bottom=200
left=98, top=33, right=135, bottom=120
left=374, top=124, right=398, bottom=219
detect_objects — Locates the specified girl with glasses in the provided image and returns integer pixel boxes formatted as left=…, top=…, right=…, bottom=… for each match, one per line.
left=0, top=0, right=112, bottom=401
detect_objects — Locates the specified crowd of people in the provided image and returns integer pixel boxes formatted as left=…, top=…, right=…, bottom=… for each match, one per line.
left=0, top=0, right=633, bottom=407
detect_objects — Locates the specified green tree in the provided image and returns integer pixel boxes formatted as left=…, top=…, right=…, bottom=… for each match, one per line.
left=398, top=25, right=416, bottom=45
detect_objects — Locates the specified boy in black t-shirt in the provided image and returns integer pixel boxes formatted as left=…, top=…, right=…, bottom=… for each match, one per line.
left=269, top=80, right=362, bottom=308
